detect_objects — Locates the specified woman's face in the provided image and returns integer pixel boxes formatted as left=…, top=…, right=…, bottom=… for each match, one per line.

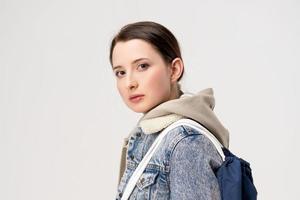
left=111, top=39, right=174, bottom=113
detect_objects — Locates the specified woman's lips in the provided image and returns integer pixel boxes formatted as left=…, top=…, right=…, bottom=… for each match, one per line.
left=129, top=95, right=144, bottom=103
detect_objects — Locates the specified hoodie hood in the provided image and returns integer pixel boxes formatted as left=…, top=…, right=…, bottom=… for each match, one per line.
left=137, top=87, right=230, bottom=148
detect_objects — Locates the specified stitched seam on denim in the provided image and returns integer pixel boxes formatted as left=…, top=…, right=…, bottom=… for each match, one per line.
left=183, top=125, right=224, bottom=163
left=166, top=124, right=208, bottom=186
left=165, top=125, right=187, bottom=159
left=164, top=126, right=195, bottom=185
left=165, top=125, right=202, bottom=165
left=126, top=160, right=168, bottom=172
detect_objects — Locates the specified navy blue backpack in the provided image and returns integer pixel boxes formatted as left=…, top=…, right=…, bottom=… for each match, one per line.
left=177, top=119, right=258, bottom=200
left=216, top=147, right=258, bottom=200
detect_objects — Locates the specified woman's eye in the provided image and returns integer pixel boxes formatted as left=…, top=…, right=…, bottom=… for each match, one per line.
left=115, top=71, right=125, bottom=77
left=138, top=63, right=149, bottom=70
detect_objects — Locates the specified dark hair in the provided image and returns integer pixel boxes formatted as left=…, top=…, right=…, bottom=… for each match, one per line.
left=109, top=21, right=184, bottom=82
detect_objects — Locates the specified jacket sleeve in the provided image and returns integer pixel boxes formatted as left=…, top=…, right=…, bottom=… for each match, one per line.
left=169, top=133, right=223, bottom=200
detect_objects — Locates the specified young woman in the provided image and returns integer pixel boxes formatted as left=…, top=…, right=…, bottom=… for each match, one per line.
left=109, top=21, right=230, bottom=200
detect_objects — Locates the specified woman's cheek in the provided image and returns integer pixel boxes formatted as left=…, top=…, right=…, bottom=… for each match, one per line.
left=147, top=69, right=170, bottom=99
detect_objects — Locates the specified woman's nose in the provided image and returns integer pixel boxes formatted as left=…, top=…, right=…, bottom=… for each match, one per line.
left=126, top=74, right=138, bottom=90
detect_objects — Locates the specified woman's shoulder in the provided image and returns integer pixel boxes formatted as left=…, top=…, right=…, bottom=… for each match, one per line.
left=168, top=128, right=223, bottom=200
left=165, top=124, right=223, bottom=167
left=162, top=123, right=215, bottom=149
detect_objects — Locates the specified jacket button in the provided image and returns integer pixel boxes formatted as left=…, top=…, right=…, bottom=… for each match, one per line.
left=119, top=192, right=122, bottom=197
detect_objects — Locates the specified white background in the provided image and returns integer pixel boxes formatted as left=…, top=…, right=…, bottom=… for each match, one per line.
left=0, top=0, right=299, bottom=199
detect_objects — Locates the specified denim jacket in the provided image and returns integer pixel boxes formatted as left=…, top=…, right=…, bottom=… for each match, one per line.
left=115, top=88, right=230, bottom=199
left=115, top=123, right=223, bottom=200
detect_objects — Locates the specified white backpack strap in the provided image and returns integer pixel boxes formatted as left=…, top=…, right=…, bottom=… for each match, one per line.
left=121, top=119, right=190, bottom=200
left=121, top=118, right=225, bottom=200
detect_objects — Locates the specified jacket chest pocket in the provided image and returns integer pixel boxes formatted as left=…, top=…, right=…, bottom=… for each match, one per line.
left=129, top=171, right=159, bottom=200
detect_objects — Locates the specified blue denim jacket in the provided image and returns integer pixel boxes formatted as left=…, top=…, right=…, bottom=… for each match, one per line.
left=115, top=124, right=223, bottom=200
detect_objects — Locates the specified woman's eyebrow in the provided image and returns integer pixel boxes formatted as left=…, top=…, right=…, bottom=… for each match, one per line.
left=132, top=57, right=149, bottom=64
left=112, top=65, right=122, bottom=71
left=112, top=57, right=149, bottom=70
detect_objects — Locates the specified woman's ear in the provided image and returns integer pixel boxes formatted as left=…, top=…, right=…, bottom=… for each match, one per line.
left=170, top=57, right=184, bottom=83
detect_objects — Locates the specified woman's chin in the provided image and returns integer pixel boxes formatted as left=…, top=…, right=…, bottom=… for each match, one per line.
left=127, top=102, right=152, bottom=114
left=130, top=106, right=149, bottom=114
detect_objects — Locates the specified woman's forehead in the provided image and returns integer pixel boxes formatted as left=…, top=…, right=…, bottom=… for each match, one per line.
left=112, top=39, right=162, bottom=67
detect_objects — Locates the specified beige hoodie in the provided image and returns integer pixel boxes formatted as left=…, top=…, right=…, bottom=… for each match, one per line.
left=117, top=87, right=230, bottom=184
